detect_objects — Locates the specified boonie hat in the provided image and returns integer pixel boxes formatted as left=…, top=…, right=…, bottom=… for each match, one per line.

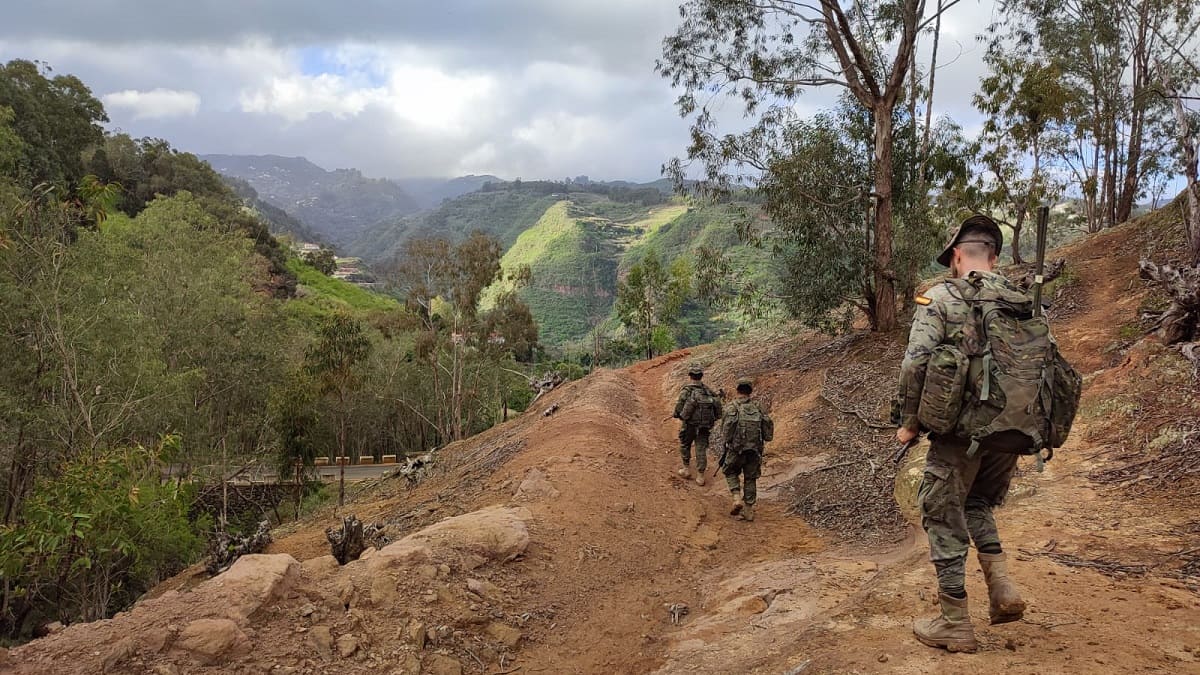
left=936, top=214, right=1003, bottom=267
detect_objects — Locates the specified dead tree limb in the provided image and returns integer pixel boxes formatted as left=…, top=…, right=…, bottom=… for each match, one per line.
left=1138, top=260, right=1199, bottom=345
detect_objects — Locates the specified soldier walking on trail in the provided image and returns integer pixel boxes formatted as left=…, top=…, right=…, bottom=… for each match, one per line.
left=673, top=364, right=722, bottom=485
left=896, top=214, right=1080, bottom=653
left=719, top=378, right=773, bottom=522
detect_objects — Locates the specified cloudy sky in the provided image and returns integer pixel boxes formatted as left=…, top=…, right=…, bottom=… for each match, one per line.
left=0, top=1, right=998, bottom=182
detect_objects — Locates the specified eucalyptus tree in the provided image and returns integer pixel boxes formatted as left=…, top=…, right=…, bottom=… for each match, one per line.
left=659, top=0, right=962, bottom=330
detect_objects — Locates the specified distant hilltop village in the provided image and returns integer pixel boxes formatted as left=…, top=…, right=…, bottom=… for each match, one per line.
left=291, top=241, right=378, bottom=288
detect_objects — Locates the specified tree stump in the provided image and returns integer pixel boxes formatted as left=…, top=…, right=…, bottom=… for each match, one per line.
left=205, top=520, right=272, bottom=575
left=326, top=515, right=368, bottom=565
left=1139, top=260, right=1200, bottom=345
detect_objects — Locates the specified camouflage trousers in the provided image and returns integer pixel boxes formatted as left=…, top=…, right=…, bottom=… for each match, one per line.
left=722, top=447, right=762, bottom=505
left=679, top=423, right=711, bottom=472
left=919, top=435, right=1019, bottom=593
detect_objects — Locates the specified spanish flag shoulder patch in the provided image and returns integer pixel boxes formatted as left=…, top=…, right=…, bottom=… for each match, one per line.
left=914, top=295, right=933, bottom=306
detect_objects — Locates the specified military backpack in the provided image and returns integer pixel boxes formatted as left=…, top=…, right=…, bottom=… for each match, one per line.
left=917, top=274, right=1082, bottom=460
left=680, top=385, right=721, bottom=426
left=728, top=401, right=773, bottom=451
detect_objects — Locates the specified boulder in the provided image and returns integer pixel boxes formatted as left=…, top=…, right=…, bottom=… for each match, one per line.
left=485, top=622, right=523, bottom=649
left=425, top=654, right=464, bottom=675
left=301, top=554, right=340, bottom=578
left=335, top=634, right=359, bottom=658
left=466, top=578, right=501, bottom=600
left=101, top=637, right=137, bottom=673
left=172, top=618, right=250, bottom=665
left=204, top=553, right=300, bottom=620
left=370, top=574, right=398, bottom=606
left=308, top=625, right=333, bottom=656
left=513, top=468, right=560, bottom=502
left=370, top=506, right=531, bottom=572
left=408, top=621, right=427, bottom=649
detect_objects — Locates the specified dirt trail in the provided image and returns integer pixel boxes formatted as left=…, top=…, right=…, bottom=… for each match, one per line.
left=7, top=212, right=1200, bottom=674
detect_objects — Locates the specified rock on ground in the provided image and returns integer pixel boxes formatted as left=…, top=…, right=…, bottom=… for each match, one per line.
left=366, top=506, right=532, bottom=572
left=171, top=618, right=250, bottom=665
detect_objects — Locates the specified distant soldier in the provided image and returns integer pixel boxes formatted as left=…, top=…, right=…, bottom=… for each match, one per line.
left=896, top=214, right=1078, bottom=653
left=673, top=364, right=722, bottom=485
left=719, top=378, right=773, bottom=521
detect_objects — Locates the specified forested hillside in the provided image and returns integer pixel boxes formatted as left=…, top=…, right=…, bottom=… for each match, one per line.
left=201, top=154, right=421, bottom=246
left=395, top=174, right=504, bottom=210
left=0, top=60, right=541, bottom=641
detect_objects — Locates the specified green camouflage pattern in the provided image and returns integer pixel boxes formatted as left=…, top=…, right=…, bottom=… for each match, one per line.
left=902, top=269, right=1079, bottom=455
left=679, top=423, right=711, bottom=472
left=723, top=448, right=762, bottom=505
left=674, top=383, right=721, bottom=425
left=898, top=274, right=983, bottom=430
left=919, top=436, right=1017, bottom=593
left=721, top=397, right=772, bottom=505
left=900, top=270, right=1032, bottom=595
left=721, top=399, right=773, bottom=453
left=676, top=382, right=720, bottom=471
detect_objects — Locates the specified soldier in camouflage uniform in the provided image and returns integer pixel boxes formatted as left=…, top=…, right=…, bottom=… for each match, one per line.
left=673, top=364, right=721, bottom=485
left=896, top=215, right=1029, bottom=653
left=720, top=378, right=772, bottom=522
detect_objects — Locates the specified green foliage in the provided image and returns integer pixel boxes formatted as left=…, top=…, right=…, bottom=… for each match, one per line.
left=83, top=135, right=229, bottom=216
left=287, top=257, right=398, bottom=314
left=0, top=439, right=203, bottom=634
left=222, top=175, right=323, bottom=243
left=751, top=99, right=965, bottom=331
left=615, top=248, right=691, bottom=359
left=0, top=61, right=557, bottom=639
left=303, top=247, right=338, bottom=275
left=353, top=189, right=561, bottom=264
left=270, top=371, right=320, bottom=478
left=0, top=59, right=106, bottom=188
left=306, top=312, right=373, bottom=394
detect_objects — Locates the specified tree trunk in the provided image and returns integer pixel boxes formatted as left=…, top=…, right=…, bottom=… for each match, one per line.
left=1163, top=64, right=1200, bottom=263
left=337, top=413, right=346, bottom=507
left=1010, top=206, right=1027, bottom=264
left=872, top=109, right=898, bottom=332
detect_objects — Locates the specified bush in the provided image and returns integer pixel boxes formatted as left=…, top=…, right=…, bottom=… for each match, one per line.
left=0, top=438, right=203, bottom=638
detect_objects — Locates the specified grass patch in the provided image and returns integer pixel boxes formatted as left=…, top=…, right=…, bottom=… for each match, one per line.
left=286, top=258, right=399, bottom=313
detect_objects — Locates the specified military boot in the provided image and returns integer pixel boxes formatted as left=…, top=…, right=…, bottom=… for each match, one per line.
left=979, top=552, right=1026, bottom=624
left=913, top=593, right=977, bottom=653
left=742, top=503, right=754, bottom=522
left=677, top=466, right=690, bottom=479
left=730, top=492, right=744, bottom=516
left=695, top=473, right=706, bottom=487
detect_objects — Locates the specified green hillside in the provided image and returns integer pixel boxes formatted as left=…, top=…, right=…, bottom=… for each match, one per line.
left=480, top=196, right=772, bottom=347
left=348, top=190, right=561, bottom=264
left=285, top=258, right=399, bottom=320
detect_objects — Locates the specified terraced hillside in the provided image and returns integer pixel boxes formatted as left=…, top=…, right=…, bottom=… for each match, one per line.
left=483, top=196, right=774, bottom=347
left=339, top=180, right=776, bottom=349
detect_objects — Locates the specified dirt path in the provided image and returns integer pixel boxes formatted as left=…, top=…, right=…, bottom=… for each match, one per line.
left=8, top=212, right=1199, bottom=674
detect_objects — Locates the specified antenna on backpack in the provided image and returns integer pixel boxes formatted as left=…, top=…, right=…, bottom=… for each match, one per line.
left=1031, top=205, right=1050, bottom=317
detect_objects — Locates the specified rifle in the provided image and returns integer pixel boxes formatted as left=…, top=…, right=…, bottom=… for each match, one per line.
left=1031, top=205, right=1050, bottom=317
left=891, top=437, right=918, bottom=465
left=713, top=445, right=729, bottom=476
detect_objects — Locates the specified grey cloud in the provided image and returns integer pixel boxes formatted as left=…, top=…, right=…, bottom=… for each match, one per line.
left=0, top=2, right=999, bottom=183
left=0, top=1, right=681, bottom=73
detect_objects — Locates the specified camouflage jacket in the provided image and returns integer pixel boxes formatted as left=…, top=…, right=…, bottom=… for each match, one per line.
left=896, top=270, right=1018, bottom=430
left=674, top=382, right=720, bottom=420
